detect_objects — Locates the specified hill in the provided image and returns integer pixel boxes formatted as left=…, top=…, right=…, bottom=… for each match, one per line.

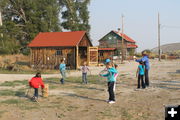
left=151, top=42, right=180, bottom=53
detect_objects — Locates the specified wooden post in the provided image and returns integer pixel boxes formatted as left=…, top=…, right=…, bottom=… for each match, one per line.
left=30, top=48, right=32, bottom=66
left=121, top=14, right=124, bottom=63
left=76, top=45, right=79, bottom=69
left=74, top=47, right=76, bottom=69
left=158, top=13, right=161, bottom=61
left=32, top=49, right=34, bottom=67
left=87, top=47, right=89, bottom=66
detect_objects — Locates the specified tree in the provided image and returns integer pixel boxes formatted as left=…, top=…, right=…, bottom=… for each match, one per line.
left=0, top=0, right=61, bottom=54
left=60, top=0, right=91, bottom=33
left=0, top=0, right=91, bottom=55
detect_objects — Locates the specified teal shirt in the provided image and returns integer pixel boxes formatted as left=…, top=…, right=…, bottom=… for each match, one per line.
left=101, top=67, right=118, bottom=82
left=138, top=65, right=145, bottom=75
left=59, top=63, right=66, bottom=71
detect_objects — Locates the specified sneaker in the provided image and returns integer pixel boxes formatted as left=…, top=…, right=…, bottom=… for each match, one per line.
left=31, top=96, right=38, bottom=102
left=108, top=101, right=115, bottom=104
left=134, top=88, right=140, bottom=91
left=106, top=99, right=110, bottom=102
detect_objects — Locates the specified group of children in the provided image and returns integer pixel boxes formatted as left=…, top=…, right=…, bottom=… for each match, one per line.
left=59, top=59, right=90, bottom=84
left=29, top=56, right=147, bottom=103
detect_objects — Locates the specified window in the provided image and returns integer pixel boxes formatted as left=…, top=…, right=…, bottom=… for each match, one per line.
left=108, top=37, right=112, bottom=40
left=56, top=50, right=62, bottom=55
left=100, top=52, right=103, bottom=56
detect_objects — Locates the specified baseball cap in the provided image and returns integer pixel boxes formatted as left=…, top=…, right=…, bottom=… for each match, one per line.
left=104, top=59, right=111, bottom=64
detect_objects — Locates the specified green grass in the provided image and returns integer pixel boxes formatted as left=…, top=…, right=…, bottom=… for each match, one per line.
left=0, top=80, right=28, bottom=87
left=1, top=99, right=21, bottom=104
left=0, top=68, right=78, bottom=74
left=49, top=85, right=59, bottom=89
left=1, top=98, right=38, bottom=110
left=0, top=90, right=16, bottom=96
left=0, top=69, right=35, bottom=74
left=0, top=89, right=25, bottom=97
left=45, top=75, right=106, bottom=85
left=15, top=90, right=26, bottom=97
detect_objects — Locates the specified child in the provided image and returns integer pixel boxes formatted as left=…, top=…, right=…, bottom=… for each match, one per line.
left=81, top=62, right=89, bottom=84
left=114, top=64, right=118, bottom=92
left=29, top=72, right=44, bottom=101
left=100, top=62, right=118, bottom=104
left=136, top=61, right=145, bottom=89
left=103, top=58, right=111, bottom=71
left=135, top=51, right=150, bottom=87
left=59, top=59, right=66, bottom=84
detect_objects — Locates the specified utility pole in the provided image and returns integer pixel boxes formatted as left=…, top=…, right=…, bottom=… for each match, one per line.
left=117, top=28, right=120, bottom=56
left=158, top=13, right=161, bottom=61
left=121, top=14, right=124, bottom=63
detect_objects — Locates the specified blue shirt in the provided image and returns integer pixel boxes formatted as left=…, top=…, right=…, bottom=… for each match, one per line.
left=135, top=56, right=150, bottom=70
left=101, top=67, right=118, bottom=82
left=138, top=65, right=145, bottom=75
left=59, top=63, right=66, bottom=71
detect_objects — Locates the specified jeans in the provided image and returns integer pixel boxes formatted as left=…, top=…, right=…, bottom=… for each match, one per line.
left=34, top=88, right=38, bottom=97
left=145, top=69, right=149, bottom=86
left=108, top=82, right=115, bottom=101
left=82, top=73, right=88, bottom=84
left=138, top=75, right=145, bottom=88
left=60, top=70, right=66, bottom=84
left=113, top=82, right=116, bottom=92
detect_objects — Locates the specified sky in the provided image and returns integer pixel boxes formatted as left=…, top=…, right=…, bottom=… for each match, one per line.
left=88, top=0, right=180, bottom=52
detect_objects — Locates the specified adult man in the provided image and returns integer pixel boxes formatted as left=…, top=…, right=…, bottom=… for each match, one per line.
left=135, top=51, right=150, bottom=87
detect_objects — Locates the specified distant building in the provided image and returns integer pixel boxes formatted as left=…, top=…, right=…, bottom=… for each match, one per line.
left=98, top=30, right=138, bottom=60
left=98, top=48, right=116, bottom=63
left=28, top=31, right=98, bottom=69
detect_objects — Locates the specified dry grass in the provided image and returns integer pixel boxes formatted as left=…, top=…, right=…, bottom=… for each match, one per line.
left=0, top=60, right=179, bottom=120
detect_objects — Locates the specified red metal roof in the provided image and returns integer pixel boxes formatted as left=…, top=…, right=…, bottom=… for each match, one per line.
left=113, top=31, right=136, bottom=43
left=28, top=31, right=87, bottom=47
left=127, top=44, right=138, bottom=48
left=98, top=48, right=116, bottom=51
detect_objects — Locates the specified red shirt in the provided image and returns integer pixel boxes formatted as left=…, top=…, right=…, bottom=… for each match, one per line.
left=29, top=77, right=45, bottom=89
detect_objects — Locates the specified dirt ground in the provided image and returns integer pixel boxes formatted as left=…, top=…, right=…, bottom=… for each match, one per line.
left=0, top=60, right=180, bottom=120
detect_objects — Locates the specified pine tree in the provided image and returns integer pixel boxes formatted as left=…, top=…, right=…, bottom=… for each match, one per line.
left=0, top=0, right=61, bottom=54
left=60, top=0, right=91, bottom=33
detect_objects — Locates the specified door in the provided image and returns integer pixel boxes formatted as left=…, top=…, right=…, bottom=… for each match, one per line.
left=87, top=47, right=98, bottom=66
left=67, top=53, right=75, bottom=69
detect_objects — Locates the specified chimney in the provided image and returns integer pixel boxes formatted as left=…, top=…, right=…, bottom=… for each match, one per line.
left=117, top=28, right=121, bottom=34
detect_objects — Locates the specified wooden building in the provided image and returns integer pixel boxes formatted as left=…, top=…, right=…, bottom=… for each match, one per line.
left=98, top=30, right=138, bottom=59
left=28, top=31, right=98, bottom=69
left=98, top=48, right=116, bottom=63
